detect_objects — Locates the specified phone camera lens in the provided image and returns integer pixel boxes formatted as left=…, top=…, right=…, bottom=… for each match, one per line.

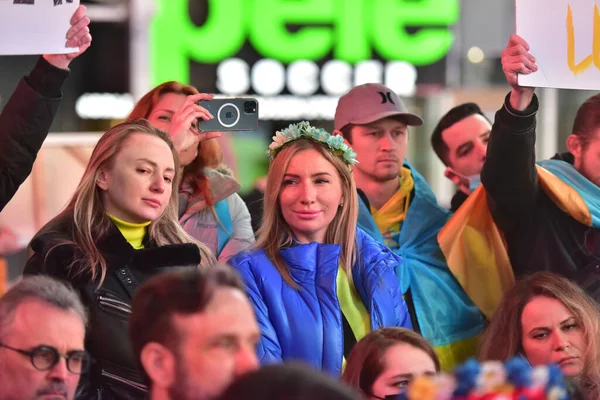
left=244, top=101, right=257, bottom=114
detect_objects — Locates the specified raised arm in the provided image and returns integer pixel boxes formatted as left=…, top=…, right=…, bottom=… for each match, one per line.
left=0, top=6, right=91, bottom=211
left=481, top=35, right=540, bottom=231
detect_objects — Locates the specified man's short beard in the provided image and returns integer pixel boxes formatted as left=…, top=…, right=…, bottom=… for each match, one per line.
left=167, top=364, right=192, bottom=400
left=167, top=352, right=211, bottom=400
left=371, top=170, right=399, bottom=183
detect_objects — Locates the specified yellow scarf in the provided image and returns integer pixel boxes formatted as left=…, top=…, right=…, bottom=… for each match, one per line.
left=371, top=167, right=414, bottom=249
left=337, top=266, right=371, bottom=341
left=337, top=265, right=370, bottom=370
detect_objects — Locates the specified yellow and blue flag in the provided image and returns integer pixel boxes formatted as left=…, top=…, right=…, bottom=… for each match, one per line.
left=358, top=162, right=485, bottom=371
left=439, top=159, right=600, bottom=319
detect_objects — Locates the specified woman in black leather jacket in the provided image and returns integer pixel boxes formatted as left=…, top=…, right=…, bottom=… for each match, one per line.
left=24, top=119, right=216, bottom=400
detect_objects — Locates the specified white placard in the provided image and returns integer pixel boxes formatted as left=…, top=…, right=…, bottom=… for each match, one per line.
left=516, top=0, right=600, bottom=90
left=0, top=0, right=80, bottom=55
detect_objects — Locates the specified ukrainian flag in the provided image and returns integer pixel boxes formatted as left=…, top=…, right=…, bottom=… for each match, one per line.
left=358, top=162, right=485, bottom=371
left=439, top=159, right=600, bottom=319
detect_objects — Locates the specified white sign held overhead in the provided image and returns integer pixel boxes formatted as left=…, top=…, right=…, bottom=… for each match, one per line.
left=0, top=0, right=79, bottom=55
left=515, top=0, right=600, bottom=91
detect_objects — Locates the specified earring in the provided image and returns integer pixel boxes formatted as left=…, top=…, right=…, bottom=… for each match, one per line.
left=339, top=203, right=344, bottom=208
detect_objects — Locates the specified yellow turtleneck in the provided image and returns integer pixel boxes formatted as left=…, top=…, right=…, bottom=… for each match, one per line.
left=106, top=213, right=151, bottom=249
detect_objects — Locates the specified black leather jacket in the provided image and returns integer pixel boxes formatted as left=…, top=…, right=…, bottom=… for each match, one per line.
left=481, top=93, right=600, bottom=302
left=24, top=222, right=201, bottom=400
left=0, top=57, right=69, bottom=211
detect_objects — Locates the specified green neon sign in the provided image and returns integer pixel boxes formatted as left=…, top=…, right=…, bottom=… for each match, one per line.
left=151, top=0, right=459, bottom=86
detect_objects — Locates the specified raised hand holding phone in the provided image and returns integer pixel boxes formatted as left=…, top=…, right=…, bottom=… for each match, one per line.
left=167, top=93, right=221, bottom=154
left=197, top=98, right=259, bottom=132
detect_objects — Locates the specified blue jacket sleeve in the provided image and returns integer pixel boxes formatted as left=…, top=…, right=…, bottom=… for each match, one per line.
left=389, top=252, right=412, bottom=330
left=230, top=257, right=283, bottom=364
left=357, top=227, right=413, bottom=332
left=398, top=294, right=413, bottom=330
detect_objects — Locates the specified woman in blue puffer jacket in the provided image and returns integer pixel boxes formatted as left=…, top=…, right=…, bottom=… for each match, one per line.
left=228, top=122, right=412, bottom=377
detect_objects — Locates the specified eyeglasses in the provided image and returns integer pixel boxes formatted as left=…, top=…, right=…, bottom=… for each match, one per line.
left=0, top=342, right=90, bottom=374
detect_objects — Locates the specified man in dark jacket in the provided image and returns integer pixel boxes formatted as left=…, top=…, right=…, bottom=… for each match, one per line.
left=431, top=103, right=491, bottom=212
left=481, top=34, right=600, bottom=300
left=0, top=5, right=91, bottom=212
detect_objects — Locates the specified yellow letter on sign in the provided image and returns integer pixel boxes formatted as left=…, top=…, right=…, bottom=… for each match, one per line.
left=567, top=4, right=593, bottom=75
left=594, top=5, right=600, bottom=70
left=567, top=4, right=598, bottom=75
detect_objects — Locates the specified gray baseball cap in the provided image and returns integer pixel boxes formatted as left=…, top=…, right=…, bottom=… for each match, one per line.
left=334, top=83, right=423, bottom=131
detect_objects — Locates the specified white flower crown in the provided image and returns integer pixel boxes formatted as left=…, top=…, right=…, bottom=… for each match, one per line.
left=266, top=121, right=358, bottom=165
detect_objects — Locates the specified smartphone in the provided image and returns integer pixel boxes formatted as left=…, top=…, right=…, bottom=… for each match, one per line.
left=197, top=98, right=259, bottom=132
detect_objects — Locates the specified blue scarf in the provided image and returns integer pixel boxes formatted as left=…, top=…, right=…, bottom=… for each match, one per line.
left=538, top=159, right=600, bottom=228
left=357, top=162, right=485, bottom=369
left=439, top=158, right=600, bottom=321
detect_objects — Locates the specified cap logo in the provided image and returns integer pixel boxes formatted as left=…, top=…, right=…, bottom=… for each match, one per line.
left=377, top=91, right=395, bottom=104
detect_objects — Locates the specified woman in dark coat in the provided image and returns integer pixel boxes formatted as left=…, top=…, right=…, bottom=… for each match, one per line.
left=25, top=119, right=216, bottom=399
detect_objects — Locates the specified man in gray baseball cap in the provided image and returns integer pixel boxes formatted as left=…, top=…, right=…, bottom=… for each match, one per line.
left=334, top=83, right=423, bottom=130
left=333, top=83, right=485, bottom=371
left=334, top=84, right=423, bottom=215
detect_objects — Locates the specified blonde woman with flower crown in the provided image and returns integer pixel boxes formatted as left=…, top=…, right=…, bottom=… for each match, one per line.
left=228, top=122, right=412, bottom=377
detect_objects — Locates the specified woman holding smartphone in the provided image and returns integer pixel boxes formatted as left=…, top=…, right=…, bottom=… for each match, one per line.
left=128, top=82, right=255, bottom=262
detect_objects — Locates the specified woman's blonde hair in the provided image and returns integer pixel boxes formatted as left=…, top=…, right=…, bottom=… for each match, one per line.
left=256, top=138, right=358, bottom=286
left=32, top=120, right=216, bottom=284
left=479, top=271, right=600, bottom=397
left=128, top=81, right=222, bottom=206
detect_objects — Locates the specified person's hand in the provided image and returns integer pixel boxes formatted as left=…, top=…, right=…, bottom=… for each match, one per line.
left=501, top=35, right=538, bottom=90
left=168, top=93, right=222, bottom=154
left=43, top=5, right=92, bottom=70
left=501, top=35, right=537, bottom=111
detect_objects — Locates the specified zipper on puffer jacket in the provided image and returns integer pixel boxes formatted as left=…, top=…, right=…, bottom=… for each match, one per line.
left=98, top=295, right=132, bottom=315
left=101, top=370, right=148, bottom=393
left=372, top=302, right=383, bottom=328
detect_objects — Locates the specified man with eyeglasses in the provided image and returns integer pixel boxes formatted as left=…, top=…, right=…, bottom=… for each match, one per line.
left=0, top=275, right=89, bottom=400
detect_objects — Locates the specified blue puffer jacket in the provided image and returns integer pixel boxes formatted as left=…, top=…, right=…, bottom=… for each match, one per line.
left=228, top=228, right=412, bottom=376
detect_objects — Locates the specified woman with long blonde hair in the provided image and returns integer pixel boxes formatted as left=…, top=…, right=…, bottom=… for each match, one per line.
left=228, top=122, right=411, bottom=376
left=25, top=119, right=215, bottom=400
left=128, top=81, right=254, bottom=262
left=480, top=271, right=600, bottom=399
